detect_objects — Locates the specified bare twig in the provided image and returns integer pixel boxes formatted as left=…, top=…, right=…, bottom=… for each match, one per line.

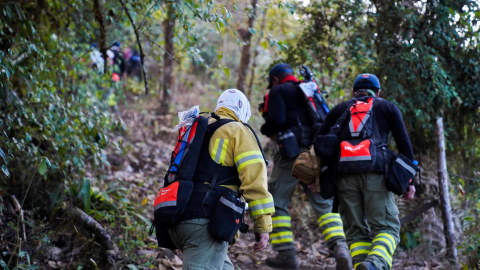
left=143, top=35, right=180, bottom=64
left=10, top=196, right=26, bottom=240
left=10, top=195, right=21, bottom=212
left=119, top=0, right=149, bottom=95
left=8, top=169, right=37, bottom=267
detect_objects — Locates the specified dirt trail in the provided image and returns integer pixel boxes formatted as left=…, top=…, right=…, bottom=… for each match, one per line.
left=110, top=101, right=444, bottom=270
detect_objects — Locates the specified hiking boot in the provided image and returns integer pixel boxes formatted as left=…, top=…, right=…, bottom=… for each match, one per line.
left=333, top=244, right=353, bottom=270
left=265, top=249, right=300, bottom=269
left=356, top=261, right=377, bottom=270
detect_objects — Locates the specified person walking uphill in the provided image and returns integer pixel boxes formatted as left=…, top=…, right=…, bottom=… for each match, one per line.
left=260, top=63, right=351, bottom=270
left=315, top=74, right=416, bottom=270
left=166, top=90, right=274, bottom=270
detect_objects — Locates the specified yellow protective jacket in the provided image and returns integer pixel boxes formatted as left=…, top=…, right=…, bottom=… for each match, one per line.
left=208, top=107, right=274, bottom=233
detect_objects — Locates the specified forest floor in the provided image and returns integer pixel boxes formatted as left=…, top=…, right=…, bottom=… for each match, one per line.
left=0, top=95, right=450, bottom=269
left=107, top=97, right=448, bottom=270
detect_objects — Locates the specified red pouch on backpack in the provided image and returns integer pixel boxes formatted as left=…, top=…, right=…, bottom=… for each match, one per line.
left=337, top=139, right=376, bottom=173
left=153, top=181, right=194, bottom=228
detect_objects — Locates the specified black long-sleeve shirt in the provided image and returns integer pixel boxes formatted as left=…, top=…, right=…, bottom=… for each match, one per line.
left=260, top=81, right=311, bottom=137
left=318, top=98, right=414, bottom=161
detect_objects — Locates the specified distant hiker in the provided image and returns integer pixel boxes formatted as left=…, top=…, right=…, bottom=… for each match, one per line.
left=314, top=74, right=416, bottom=270
left=154, top=89, right=274, bottom=270
left=260, top=63, right=351, bottom=270
left=89, top=43, right=114, bottom=72
left=110, top=41, right=126, bottom=79
left=126, top=48, right=141, bottom=79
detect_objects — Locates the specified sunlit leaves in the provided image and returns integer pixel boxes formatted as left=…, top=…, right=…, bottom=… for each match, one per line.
left=38, top=157, right=50, bottom=176
left=223, top=66, right=230, bottom=77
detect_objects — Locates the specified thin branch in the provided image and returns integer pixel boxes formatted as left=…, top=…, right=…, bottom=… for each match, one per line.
left=71, top=7, right=124, bottom=67
left=138, top=0, right=162, bottom=30
left=72, top=42, right=118, bottom=66
left=8, top=168, right=36, bottom=268
left=143, top=35, right=180, bottom=64
left=119, top=0, right=149, bottom=95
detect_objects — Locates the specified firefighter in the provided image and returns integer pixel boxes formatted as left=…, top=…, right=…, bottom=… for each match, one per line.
left=261, top=63, right=351, bottom=270
left=315, top=74, right=416, bottom=270
left=168, top=89, right=274, bottom=270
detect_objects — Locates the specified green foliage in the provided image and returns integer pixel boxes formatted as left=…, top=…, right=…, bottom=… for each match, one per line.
left=286, top=0, right=480, bottom=154
left=0, top=0, right=124, bottom=210
left=284, top=0, right=366, bottom=102
left=458, top=210, right=480, bottom=268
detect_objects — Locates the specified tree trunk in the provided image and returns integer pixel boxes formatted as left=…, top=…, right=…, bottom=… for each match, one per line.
left=236, top=0, right=258, bottom=92
left=93, top=0, right=108, bottom=74
left=161, top=2, right=176, bottom=114
left=246, top=5, right=268, bottom=99
left=436, top=117, right=458, bottom=264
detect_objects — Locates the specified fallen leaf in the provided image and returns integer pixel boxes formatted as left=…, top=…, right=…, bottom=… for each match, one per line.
left=142, top=197, right=148, bottom=205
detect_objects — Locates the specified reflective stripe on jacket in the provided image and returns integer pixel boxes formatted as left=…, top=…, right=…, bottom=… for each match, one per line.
left=208, top=107, right=274, bottom=233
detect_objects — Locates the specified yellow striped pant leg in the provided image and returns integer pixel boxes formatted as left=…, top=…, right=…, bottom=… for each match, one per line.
left=349, top=241, right=371, bottom=269
left=270, top=215, right=294, bottom=251
left=366, top=232, right=397, bottom=270
left=318, top=213, right=346, bottom=248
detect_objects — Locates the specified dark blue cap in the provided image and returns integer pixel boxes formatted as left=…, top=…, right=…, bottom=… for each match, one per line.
left=267, top=63, right=294, bottom=89
left=353, top=73, right=381, bottom=91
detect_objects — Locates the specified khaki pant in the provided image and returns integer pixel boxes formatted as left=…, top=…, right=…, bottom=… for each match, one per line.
left=268, top=149, right=347, bottom=251
left=169, top=219, right=234, bottom=270
left=337, top=172, right=400, bottom=270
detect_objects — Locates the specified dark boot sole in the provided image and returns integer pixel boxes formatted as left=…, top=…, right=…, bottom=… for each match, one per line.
left=335, top=256, right=353, bottom=270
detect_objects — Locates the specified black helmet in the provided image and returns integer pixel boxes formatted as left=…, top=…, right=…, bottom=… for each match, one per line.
left=267, top=63, right=293, bottom=89
left=353, top=73, right=380, bottom=91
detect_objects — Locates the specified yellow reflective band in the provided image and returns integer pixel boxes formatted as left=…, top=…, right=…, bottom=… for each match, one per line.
left=219, top=139, right=229, bottom=164
left=234, top=150, right=262, bottom=163
left=322, top=226, right=343, bottom=236
left=249, top=197, right=273, bottom=207
left=324, top=232, right=345, bottom=241
left=272, top=216, right=291, bottom=228
left=350, top=242, right=372, bottom=252
left=369, top=251, right=392, bottom=267
left=270, top=231, right=293, bottom=238
left=317, top=213, right=341, bottom=223
left=272, top=223, right=291, bottom=228
left=250, top=206, right=275, bottom=217
left=354, top=262, right=361, bottom=269
left=373, top=238, right=394, bottom=255
left=319, top=217, right=343, bottom=228
left=211, top=139, right=220, bottom=161
left=237, top=158, right=263, bottom=171
left=270, top=231, right=294, bottom=245
left=249, top=197, right=274, bottom=217
left=369, top=246, right=392, bottom=267
left=351, top=249, right=369, bottom=257
left=272, top=216, right=291, bottom=221
left=271, top=237, right=294, bottom=244
left=374, top=233, right=396, bottom=253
